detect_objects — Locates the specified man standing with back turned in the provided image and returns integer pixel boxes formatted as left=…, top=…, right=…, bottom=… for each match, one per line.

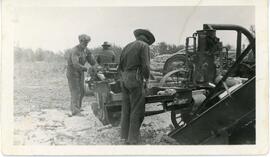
left=118, top=29, right=155, bottom=144
left=66, top=34, right=96, bottom=116
left=96, top=41, right=116, bottom=65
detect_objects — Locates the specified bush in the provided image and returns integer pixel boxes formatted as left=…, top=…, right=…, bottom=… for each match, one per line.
left=14, top=47, right=65, bottom=63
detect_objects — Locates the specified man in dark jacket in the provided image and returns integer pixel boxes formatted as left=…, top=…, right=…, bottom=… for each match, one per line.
left=96, top=41, right=116, bottom=65
left=118, top=29, right=155, bottom=144
left=66, top=34, right=96, bottom=116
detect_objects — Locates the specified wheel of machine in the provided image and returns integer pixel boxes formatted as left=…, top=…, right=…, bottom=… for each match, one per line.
left=171, top=110, right=186, bottom=129
left=161, top=54, right=191, bottom=87
left=160, top=69, right=189, bottom=87
left=237, top=62, right=255, bottom=78
left=171, top=108, right=193, bottom=129
left=163, top=54, right=187, bottom=75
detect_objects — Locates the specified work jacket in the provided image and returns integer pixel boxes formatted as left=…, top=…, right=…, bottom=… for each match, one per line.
left=96, top=49, right=116, bottom=65
left=66, top=45, right=96, bottom=78
left=118, top=40, right=150, bottom=81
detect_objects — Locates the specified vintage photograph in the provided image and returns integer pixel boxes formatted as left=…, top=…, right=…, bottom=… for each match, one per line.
left=12, top=5, right=256, bottom=146
left=1, top=0, right=268, bottom=155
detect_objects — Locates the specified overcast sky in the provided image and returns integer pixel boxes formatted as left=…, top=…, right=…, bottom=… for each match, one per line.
left=13, top=6, right=254, bottom=52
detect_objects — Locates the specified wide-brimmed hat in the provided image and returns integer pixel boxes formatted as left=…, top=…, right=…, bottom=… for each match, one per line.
left=78, top=34, right=91, bottom=43
left=134, top=29, right=155, bottom=45
left=102, top=41, right=111, bottom=47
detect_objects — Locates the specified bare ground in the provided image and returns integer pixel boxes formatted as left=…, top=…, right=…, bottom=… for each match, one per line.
left=14, top=62, right=175, bottom=145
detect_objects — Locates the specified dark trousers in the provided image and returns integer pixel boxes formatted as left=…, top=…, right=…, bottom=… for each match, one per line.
left=120, top=71, right=145, bottom=144
left=67, top=72, right=85, bottom=115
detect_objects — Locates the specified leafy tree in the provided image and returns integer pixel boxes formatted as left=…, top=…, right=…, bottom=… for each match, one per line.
left=14, top=47, right=65, bottom=63
left=14, top=47, right=35, bottom=62
left=150, top=42, right=184, bottom=57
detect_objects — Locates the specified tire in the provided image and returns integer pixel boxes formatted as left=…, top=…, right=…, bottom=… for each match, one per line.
left=163, top=54, right=187, bottom=75
left=171, top=108, right=192, bottom=129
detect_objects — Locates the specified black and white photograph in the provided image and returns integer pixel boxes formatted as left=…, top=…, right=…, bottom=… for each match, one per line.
left=1, top=0, right=268, bottom=155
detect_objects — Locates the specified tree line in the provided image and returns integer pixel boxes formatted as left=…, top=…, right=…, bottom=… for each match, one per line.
left=14, top=42, right=185, bottom=63
left=14, top=47, right=65, bottom=63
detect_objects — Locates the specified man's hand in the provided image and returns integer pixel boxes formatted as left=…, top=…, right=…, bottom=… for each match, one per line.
left=87, top=66, right=97, bottom=77
left=91, top=65, right=99, bottom=74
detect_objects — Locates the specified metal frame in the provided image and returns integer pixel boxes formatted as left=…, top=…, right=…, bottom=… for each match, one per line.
left=195, top=24, right=256, bottom=114
left=203, top=24, right=255, bottom=58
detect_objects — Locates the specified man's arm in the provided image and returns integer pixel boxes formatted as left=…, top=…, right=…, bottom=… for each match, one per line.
left=71, top=51, right=87, bottom=72
left=140, top=44, right=150, bottom=80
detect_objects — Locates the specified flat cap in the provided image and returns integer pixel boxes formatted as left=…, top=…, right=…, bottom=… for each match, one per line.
left=78, top=34, right=91, bottom=42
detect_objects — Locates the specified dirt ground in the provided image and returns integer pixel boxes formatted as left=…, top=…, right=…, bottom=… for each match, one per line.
left=14, top=62, right=176, bottom=145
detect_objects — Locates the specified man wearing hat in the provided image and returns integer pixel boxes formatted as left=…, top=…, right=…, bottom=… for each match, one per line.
left=96, top=41, right=116, bottom=65
left=66, top=34, right=96, bottom=116
left=118, top=29, right=155, bottom=144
